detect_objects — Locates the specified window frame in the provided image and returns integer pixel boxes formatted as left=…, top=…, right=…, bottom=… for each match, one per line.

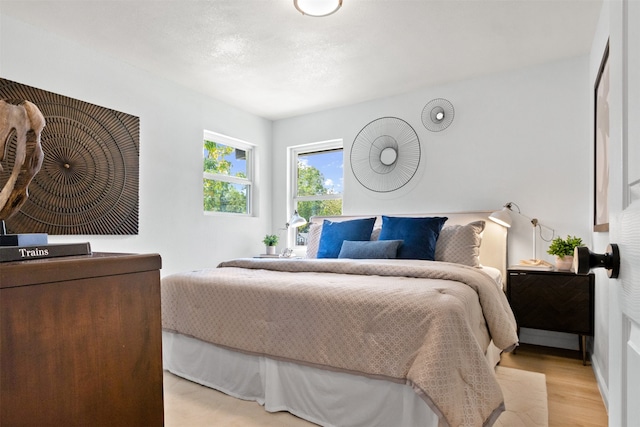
left=203, top=130, right=255, bottom=216
left=287, top=139, right=343, bottom=248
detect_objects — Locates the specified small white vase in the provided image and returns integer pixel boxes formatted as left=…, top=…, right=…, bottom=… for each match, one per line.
left=266, top=245, right=276, bottom=255
left=555, top=255, right=573, bottom=271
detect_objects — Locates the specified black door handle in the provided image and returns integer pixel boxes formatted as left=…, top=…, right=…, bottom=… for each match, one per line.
left=574, top=244, right=620, bottom=278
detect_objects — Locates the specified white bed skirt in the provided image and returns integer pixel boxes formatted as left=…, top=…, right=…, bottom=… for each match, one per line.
left=163, top=331, right=502, bottom=427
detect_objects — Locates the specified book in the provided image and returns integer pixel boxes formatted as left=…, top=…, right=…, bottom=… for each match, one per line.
left=509, top=264, right=554, bottom=271
left=0, top=233, right=48, bottom=247
left=0, top=242, right=92, bottom=263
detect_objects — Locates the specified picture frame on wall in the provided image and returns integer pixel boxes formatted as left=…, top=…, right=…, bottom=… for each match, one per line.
left=594, top=42, right=610, bottom=232
left=0, top=78, right=140, bottom=235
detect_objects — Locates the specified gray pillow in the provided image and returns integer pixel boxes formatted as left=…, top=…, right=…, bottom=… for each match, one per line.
left=338, top=240, right=403, bottom=259
left=435, top=220, right=485, bottom=267
left=305, top=222, right=323, bottom=258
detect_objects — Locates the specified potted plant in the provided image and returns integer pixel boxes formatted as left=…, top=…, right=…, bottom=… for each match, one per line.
left=547, top=235, right=583, bottom=271
left=263, top=234, right=279, bottom=255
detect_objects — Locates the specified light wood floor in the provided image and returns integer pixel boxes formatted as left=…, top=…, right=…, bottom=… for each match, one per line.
left=500, top=344, right=608, bottom=427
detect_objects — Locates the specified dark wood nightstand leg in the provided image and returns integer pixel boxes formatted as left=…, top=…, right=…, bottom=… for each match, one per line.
left=580, top=335, right=587, bottom=366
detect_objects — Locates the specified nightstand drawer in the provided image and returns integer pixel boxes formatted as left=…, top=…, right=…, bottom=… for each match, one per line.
left=507, top=270, right=595, bottom=336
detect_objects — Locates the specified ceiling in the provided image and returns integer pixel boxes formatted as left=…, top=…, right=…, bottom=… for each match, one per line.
left=1, top=0, right=603, bottom=120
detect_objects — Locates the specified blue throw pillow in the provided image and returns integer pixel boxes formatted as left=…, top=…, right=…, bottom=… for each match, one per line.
left=378, top=216, right=448, bottom=260
left=317, top=218, right=376, bottom=258
left=338, top=240, right=403, bottom=259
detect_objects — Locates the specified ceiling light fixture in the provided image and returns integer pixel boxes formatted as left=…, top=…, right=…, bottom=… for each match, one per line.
left=294, top=0, right=342, bottom=17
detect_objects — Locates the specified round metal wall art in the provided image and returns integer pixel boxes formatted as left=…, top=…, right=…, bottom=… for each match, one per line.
left=350, top=117, right=421, bottom=193
left=0, top=78, right=139, bottom=235
left=422, top=98, right=455, bottom=132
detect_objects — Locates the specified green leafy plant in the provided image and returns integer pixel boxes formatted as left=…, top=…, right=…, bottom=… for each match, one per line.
left=262, top=234, right=279, bottom=246
left=547, top=235, right=583, bottom=258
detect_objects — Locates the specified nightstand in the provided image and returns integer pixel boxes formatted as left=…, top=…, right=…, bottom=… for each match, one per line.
left=506, top=269, right=595, bottom=365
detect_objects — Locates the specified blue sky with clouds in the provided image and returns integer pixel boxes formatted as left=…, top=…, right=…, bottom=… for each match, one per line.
left=220, top=146, right=343, bottom=194
left=299, top=150, right=343, bottom=194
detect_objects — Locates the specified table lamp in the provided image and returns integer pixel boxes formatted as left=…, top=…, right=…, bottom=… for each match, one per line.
left=489, top=202, right=555, bottom=263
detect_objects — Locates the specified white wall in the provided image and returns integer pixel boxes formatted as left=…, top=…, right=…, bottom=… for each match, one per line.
left=588, top=0, right=611, bottom=409
left=1, top=14, right=274, bottom=276
left=273, top=56, right=593, bottom=267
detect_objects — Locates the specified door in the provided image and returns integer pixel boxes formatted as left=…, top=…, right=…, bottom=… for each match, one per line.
left=608, top=1, right=640, bottom=425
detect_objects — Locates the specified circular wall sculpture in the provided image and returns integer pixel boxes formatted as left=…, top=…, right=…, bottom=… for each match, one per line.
left=422, top=98, right=455, bottom=132
left=0, top=78, right=139, bottom=235
left=350, top=117, right=421, bottom=193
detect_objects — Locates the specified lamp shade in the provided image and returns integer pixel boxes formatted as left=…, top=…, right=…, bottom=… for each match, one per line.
left=294, top=0, right=342, bottom=17
left=288, top=211, right=307, bottom=229
left=489, top=207, right=512, bottom=228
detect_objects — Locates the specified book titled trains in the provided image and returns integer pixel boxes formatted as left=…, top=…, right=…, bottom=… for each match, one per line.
left=0, top=242, right=91, bottom=262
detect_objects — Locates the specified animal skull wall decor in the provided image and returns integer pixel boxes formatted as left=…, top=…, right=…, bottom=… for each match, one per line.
left=0, top=99, right=46, bottom=221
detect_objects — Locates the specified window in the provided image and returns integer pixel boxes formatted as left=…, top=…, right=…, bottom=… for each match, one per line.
left=289, top=140, right=343, bottom=246
left=203, top=130, right=254, bottom=215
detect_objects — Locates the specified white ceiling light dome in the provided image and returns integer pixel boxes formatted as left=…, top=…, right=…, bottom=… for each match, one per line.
left=294, top=0, right=342, bottom=17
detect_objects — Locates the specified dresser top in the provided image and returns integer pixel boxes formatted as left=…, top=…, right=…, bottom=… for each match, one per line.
left=0, top=252, right=162, bottom=289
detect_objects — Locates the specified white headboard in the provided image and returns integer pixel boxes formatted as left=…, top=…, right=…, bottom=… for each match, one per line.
left=308, top=211, right=508, bottom=286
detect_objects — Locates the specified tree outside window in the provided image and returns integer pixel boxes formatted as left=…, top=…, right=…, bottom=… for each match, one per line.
left=292, top=143, right=343, bottom=246
left=203, top=131, right=253, bottom=215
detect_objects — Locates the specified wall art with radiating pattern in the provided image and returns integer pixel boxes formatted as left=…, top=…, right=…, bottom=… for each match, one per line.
left=350, top=117, right=421, bottom=193
left=0, top=78, right=139, bottom=235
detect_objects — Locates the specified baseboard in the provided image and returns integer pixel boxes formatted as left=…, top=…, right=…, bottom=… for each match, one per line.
left=590, top=352, right=610, bottom=414
left=518, top=328, right=580, bottom=350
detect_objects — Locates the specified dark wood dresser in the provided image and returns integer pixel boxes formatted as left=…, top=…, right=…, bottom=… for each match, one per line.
left=0, top=252, right=164, bottom=426
left=506, top=268, right=595, bottom=365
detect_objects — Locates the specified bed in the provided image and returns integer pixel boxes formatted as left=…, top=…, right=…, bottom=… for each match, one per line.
left=161, top=211, right=519, bottom=427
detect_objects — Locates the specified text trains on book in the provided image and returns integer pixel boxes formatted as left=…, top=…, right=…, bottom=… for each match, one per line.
left=18, top=247, right=49, bottom=258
